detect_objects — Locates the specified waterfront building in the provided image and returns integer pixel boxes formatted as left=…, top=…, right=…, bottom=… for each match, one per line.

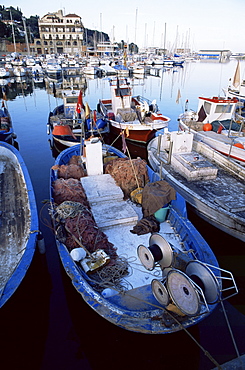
left=198, top=49, right=231, bottom=60
left=34, top=9, right=85, bottom=55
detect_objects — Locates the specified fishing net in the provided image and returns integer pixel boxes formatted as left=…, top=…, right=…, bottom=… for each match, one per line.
left=52, top=155, right=86, bottom=180
left=52, top=178, right=89, bottom=206
left=104, top=157, right=149, bottom=199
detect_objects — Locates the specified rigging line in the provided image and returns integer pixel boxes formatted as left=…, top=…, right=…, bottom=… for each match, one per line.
left=220, top=299, right=241, bottom=362
left=115, top=289, right=222, bottom=369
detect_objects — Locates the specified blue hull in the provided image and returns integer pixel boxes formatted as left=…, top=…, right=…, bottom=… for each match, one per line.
left=0, top=105, right=16, bottom=144
left=50, top=144, right=219, bottom=334
left=0, top=142, right=39, bottom=307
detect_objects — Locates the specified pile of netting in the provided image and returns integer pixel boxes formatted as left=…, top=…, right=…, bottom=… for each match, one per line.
left=104, top=157, right=149, bottom=199
left=51, top=155, right=118, bottom=264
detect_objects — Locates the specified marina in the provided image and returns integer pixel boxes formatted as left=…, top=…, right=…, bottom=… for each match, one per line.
left=0, top=57, right=245, bottom=369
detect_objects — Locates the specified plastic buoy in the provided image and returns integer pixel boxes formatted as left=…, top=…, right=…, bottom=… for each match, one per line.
left=233, top=143, right=244, bottom=149
left=37, top=232, right=45, bottom=254
left=203, top=123, right=212, bottom=131
left=70, top=248, right=86, bottom=261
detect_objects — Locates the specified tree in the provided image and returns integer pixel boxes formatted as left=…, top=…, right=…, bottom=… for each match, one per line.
left=0, top=20, right=10, bottom=38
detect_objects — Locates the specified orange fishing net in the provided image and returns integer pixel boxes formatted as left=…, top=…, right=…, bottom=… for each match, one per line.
left=104, top=157, right=149, bottom=199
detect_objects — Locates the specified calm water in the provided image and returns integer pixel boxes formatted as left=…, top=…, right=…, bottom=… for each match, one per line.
left=0, top=59, right=245, bottom=370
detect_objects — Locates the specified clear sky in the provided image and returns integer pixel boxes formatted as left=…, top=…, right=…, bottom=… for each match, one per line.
left=4, top=0, right=245, bottom=52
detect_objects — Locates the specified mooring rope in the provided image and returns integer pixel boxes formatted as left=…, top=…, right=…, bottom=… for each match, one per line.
left=220, top=299, right=242, bottom=366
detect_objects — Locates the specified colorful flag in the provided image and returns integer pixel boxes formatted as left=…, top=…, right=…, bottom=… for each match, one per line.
left=85, top=102, right=90, bottom=119
left=76, top=90, right=84, bottom=114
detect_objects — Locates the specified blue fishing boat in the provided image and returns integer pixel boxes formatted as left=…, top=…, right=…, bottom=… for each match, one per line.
left=0, top=100, right=16, bottom=144
left=47, top=89, right=109, bottom=147
left=50, top=141, right=237, bottom=334
left=0, top=142, right=39, bottom=308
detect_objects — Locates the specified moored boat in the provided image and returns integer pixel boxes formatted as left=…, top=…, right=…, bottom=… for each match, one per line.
left=147, top=130, right=245, bottom=242
left=0, top=142, right=39, bottom=307
left=47, top=89, right=109, bottom=147
left=49, top=140, right=237, bottom=334
left=98, top=77, right=170, bottom=144
left=224, top=60, right=245, bottom=101
left=178, top=96, right=245, bottom=164
left=0, top=100, right=17, bottom=144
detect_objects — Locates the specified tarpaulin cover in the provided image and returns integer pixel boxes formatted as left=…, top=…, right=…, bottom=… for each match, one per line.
left=142, top=180, right=176, bottom=217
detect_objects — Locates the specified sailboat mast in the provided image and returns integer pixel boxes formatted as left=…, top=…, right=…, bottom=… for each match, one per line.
left=135, top=8, right=138, bottom=45
left=22, top=17, right=30, bottom=55
left=10, top=10, right=16, bottom=53
left=163, top=23, right=166, bottom=57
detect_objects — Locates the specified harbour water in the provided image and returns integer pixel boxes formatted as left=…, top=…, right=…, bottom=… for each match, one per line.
left=0, top=59, right=245, bottom=370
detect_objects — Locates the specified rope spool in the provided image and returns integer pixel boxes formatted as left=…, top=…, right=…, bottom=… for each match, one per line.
left=137, top=234, right=173, bottom=271
left=185, top=261, right=220, bottom=304
left=166, top=269, right=201, bottom=316
left=151, top=278, right=170, bottom=306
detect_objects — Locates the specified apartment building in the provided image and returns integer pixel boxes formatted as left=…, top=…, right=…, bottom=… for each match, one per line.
left=33, top=9, right=84, bottom=55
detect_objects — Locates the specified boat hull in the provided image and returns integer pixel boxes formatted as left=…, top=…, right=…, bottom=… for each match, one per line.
left=0, top=142, right=38, bottom=307
left=178, top=116, right=245, bottom=164
left=148, top=134, right=245, bottom=242
left=109, top=122, right=157, bottom=144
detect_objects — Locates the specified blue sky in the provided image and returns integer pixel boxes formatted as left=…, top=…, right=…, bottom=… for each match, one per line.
left=5, top=0, right=245, bottom=52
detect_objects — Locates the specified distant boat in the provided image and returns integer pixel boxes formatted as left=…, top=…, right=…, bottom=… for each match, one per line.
left=224, top=60, right=245, bottom=101
left=44, top=59, right=62, bottom=79
left=13, top=66, right=27, bottom=77
left=98, top=77, right=170, bottom=144
left=47, top=89, right=109, bottom=147
left=0, top=67, right=10, bottom=78
left=113, top=64, right=129, bottom=76
left=178, top=96, right=245, bottom=164
left=0, top=142, right=39, bottom=308
left=49, top=140, right=237, bottom=334
left=148, top=130, right=245, bottom=242
left=0, top=100, right=17, bottom=144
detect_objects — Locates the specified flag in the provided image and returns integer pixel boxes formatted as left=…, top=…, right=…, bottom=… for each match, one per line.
left=176, top=89, right=181, bottom=104
left=85, top=102, right=90, bottom=119
left=76, top=90, right=84, bottom=114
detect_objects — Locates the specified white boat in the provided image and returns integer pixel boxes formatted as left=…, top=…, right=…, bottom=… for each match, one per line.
left=0, top=67, right=10, bottom=78
left=82, top=65, right=101, bottom=75
left=129, top=63, right=145, bottom=75
left=13, top=66, right=28, bottom=77
left=98, top=77, right=170, bottom=144
left=45, top=59, right=62, bottom=79
left=148, top=130, right=245, bottom=242
left=178, top=96, right=245, bottom=164
left=98, top=64, right=117, bottom=76
left=224, top=60, right=245, bottom=101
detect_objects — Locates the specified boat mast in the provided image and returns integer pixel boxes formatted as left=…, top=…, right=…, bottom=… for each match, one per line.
left=22, top=17, right=30, bottom=56
left=10, top=10, right=16, bottom=53
left=163, top=22, right=166, bottom=58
